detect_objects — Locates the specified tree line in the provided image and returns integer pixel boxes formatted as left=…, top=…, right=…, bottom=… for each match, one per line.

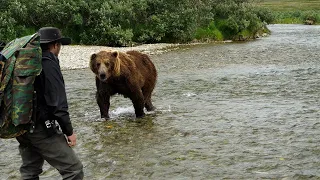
left=0, top=0, right=273, bottom=47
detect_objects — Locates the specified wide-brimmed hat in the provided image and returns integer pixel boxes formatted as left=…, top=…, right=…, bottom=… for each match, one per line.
left=38, top=27, right=71, bottom=45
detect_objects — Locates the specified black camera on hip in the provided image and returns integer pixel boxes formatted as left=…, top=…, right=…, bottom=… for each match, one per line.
left=44, top=120, right=61, bottom=136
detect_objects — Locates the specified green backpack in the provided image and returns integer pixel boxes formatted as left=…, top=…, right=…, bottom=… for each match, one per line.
left=0, top=33, right=42, bottom=138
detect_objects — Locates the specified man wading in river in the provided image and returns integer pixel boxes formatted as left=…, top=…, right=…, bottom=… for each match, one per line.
left=16, top=27, right=84, bottom=180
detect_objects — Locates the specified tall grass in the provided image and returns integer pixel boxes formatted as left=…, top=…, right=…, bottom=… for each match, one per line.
left=258, top=0, right=320, bottom=11
left=256, top=0, right=320, bottom=24
left=194, top=22, right=224, bottom=42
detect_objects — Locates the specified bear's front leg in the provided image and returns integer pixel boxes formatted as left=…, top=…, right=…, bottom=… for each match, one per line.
left=96, top=92, right=110, bottom=120
left=100, top=102, right=110, bottom=120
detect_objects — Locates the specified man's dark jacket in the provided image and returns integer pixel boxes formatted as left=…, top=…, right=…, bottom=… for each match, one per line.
left=34, top=51, right=73, bottom=136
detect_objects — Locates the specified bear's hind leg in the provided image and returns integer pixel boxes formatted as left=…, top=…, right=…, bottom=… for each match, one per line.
left=142, top=87, right=155, bottom=111
left=130, top=92, right=145, bottom=118
left=145, top=98, right=155, bottom=111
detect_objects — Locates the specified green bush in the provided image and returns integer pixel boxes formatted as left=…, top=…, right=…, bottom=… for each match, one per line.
left=195, top=22, right=224, bottom=41
left=0, top=12, right=16, bottom=42
left=254, top=7, right=275, bottom=24
left=1, top=0, right=269, bottom=46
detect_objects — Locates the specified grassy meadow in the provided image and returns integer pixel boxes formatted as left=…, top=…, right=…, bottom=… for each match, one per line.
left=256, top=0, right=320, bottom=24
left=256, top=0, right=320, bottom=11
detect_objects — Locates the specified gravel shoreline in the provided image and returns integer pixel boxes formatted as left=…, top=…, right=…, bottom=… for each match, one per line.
left=59, top=43, right=181, bottom=70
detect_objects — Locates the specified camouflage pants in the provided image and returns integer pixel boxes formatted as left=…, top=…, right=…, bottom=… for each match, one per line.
left=16, top=123, right=83, bottom=180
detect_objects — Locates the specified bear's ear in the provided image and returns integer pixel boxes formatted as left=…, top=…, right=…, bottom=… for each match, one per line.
left=111, top=51, right=119, bottom=58
left=90, top=53, right=97, bottom=61
left=89, top=53, right=97, bottom=73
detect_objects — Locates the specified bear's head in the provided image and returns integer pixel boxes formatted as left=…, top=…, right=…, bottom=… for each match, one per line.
left=90, top=50, right=121, bottom=81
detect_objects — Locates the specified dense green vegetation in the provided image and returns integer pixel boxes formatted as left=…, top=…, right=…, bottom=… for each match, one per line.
left=256, top=0, right=320, bottom=24
left=0, top=0, right=273, bottom=46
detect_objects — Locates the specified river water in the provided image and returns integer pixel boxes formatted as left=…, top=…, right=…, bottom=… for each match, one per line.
left=1, top=24, right=320, bottom=179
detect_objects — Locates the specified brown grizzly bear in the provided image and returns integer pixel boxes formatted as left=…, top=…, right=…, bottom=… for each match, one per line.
left=90, top=50, right=157, bottom=119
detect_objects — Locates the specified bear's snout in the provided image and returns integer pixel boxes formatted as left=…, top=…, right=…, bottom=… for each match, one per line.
left=97, top=63, right=109, bottom=81
left=99, top=73, right=107, bottom=81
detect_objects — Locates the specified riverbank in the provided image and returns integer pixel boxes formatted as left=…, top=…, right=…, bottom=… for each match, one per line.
left=58, top=24, right=271, bottom=71
left=59, top=43, right=184, bottom=70
left=58, top=38, right=257, bottom=70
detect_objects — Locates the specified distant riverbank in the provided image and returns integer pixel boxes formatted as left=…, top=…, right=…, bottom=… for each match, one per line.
left=58, top=43, right=182, bottom=70
left=58, top=38, right=262, bottom=71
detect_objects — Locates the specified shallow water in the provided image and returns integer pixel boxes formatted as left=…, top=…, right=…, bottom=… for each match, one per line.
left=1, top=24, right=320, bottom=179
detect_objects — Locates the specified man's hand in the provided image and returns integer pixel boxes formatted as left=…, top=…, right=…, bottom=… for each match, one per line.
left=66, top=133, right=77, bottom=147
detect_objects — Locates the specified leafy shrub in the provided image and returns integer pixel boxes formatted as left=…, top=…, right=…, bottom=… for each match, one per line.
left=1, top=0, right=269, bottom=46
left=195, top=22, right=224, bottom=41
left=254, top=7, right=275, bottom=24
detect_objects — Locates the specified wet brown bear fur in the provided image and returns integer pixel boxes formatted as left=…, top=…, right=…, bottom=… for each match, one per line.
left=90, top=50, right=157, bottom=119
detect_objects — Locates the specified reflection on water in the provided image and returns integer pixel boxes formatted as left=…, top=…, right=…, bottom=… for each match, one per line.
left=1, top=24, right=320, bottom=179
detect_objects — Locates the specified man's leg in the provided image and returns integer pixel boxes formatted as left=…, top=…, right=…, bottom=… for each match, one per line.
left=35, top=133, right=84, bottom=180
left=17, top=135, right=44, bottom=180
